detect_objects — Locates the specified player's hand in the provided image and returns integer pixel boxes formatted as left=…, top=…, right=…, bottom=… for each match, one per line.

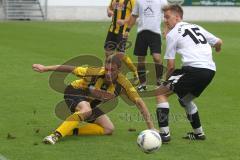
left=107, top=10, right=114, bottom=17
left=214, top=39, right=223, bottom=53
left=89, top=87, right=115, bottom=101
left=117, top=19, right=125, bottom=26
left=32, top=64, right=47, bottom=73
left=215, top=45, right=221, bottom=52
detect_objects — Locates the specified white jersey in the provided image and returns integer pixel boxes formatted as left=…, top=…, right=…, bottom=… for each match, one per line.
left=164, top=22, right=220, bottom=71
left=132, top=0, right=168, bottom=34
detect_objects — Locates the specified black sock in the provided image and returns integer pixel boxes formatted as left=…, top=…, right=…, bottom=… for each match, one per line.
left=156, top=108, right=169, bottom=128
left=187, top=111, right=201, bottom=129
left=137, top=65, right=146, bottom=85
left=155, top=64, right=163, bottom=84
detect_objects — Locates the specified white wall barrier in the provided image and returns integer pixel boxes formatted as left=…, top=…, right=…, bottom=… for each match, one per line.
left=47, top=6, right=240, bottom=22
left=0, top=0, right=240, bottom=21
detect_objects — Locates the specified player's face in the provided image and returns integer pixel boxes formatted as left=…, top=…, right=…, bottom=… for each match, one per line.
left=164, top=10, right=179, bottom=29
left=104, top=63, right=119, bottom=84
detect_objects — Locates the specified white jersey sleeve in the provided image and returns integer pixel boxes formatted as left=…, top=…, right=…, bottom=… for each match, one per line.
left=198, top=25, right=220, bottom=46
left=132, top=0, right=139, bottom=16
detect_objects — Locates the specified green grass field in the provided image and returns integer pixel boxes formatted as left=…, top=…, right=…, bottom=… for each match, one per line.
left=0, top=21, right=240, bottom=160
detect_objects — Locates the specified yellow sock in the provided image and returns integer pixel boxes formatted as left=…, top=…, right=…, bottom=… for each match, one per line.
left=122, top=55, right=137, bottom=76
left=67, top=123, right=104, bottom=136
left=56, top=111, right=83, bottom=137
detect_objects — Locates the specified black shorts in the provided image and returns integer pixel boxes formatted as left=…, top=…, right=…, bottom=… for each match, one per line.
left=167, top=66, right=215, bottom=99
left=104, top=31, right=127, bottom=53
left=134, top=30, right=161, bottom=56
left=64, top=85, right=104, bottom=123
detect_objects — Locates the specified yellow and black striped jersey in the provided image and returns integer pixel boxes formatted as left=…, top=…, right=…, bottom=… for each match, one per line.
left=70, top=66, right=140, bottom=103
left=108, top=0, right=135, bottom=34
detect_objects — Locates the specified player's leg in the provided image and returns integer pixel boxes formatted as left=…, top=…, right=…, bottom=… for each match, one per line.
left=43, top=86, right=93, bottom=144
left=134, top=31, right=148, bottom=91
left=67, top=109, right=114, bottom=136
left=68, top=115, right=114, bottom=136
left=43, top=100, right=92, bottom=144
left=149, top=31, right=163, bottom=86
left=104, top=31, right=118, bottom=57
left=178, top=94, right=206, bottom=140
left=94, top=114, right=114, bottom=135
left=137, top=56, right=147, bottom=91
left=116, top=34, right=139, bottom=85
left=155, top=68, right=187, bottom=142
left=179, top=67, right=215, bottom=140
left=121, top=55, right=139, bottom=85
left=168, top=68, right=205, bottom=140
left=156, top=84, right=173, bottom=143
left=152, top=53, right=163, bottom=86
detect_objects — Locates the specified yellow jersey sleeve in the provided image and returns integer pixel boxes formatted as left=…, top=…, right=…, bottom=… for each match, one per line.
left=72, top=67, right=105, bottom=77
left=117, top=73, right=140, bottom=103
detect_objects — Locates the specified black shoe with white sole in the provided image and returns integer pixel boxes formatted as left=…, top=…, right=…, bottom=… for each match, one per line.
left=183, top=132, right=206, bottom=140
left=159, top=132, right=171, bottom=143
left=137, top=85, right=147, bottom=92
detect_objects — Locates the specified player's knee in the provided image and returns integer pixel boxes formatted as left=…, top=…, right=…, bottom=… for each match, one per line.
left=178, top=99, right=198, bottom=115
left=105, top=50, right=114, bottom=57
left=153, top=57, right=161, bottom=63
left=178, top=98, right=187, bottom=108
left=76, top=101, right=92, bottom=119
left=157, top=95, right=168, bottom=104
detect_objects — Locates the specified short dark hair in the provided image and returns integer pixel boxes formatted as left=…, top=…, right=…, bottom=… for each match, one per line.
left=163, top=4, right=183, bottom=19
left=105, top=54, right=122, bottom=68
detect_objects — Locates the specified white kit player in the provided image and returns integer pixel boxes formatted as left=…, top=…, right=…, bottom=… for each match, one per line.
left=155, top=5, right=223, bottom=142
left=124, top=0, right=168, bottom=91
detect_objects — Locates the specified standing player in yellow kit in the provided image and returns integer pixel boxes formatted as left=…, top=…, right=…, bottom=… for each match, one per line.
left=105, top=0, right=139, bottom=85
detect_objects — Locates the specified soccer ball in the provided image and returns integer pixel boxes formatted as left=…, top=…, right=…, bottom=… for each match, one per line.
left=137, top=130, right=162, bottom=154
left=167, top=0, right=185, bottom=5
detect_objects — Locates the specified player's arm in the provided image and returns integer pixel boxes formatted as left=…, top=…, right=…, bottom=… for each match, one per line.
left=166, top=59, right=175, bottom=79
left=107, top=1, right=114, bottom=17
left=118, top=75, right=155, bottom=129
left=213, top=39, right=223, bottom=53
left=89, top=86, right=115, bottom=102
left=72, top=67, right=104, bottom=77
left=161, top=0, right=169, bottom=39
left=127, top=15, right=138, bottom=29
left=123, top=15, right=138, bottom=38
left=123, top=0, right=139, bottom=38
left=135, top=98, right=155, bottom=129
left=117, top=16, right=131, bottom=26
left=164, top=35, right=177, bottom=79
left=199, top=26, right=223, bottom=53
left=32, top=64, right=75, bottom=73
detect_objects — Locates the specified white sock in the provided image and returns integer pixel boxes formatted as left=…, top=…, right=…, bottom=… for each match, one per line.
left=157, top=102, right=170, bottom=109
left=194, top=126, right=204, bottom=134
left=160, top=127, right=170, bottom=134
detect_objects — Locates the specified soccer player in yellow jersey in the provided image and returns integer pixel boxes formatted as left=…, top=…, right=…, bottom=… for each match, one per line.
left=32, top=55, right=156, bottom=144
left=105, top=0, right=139, bottom=85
